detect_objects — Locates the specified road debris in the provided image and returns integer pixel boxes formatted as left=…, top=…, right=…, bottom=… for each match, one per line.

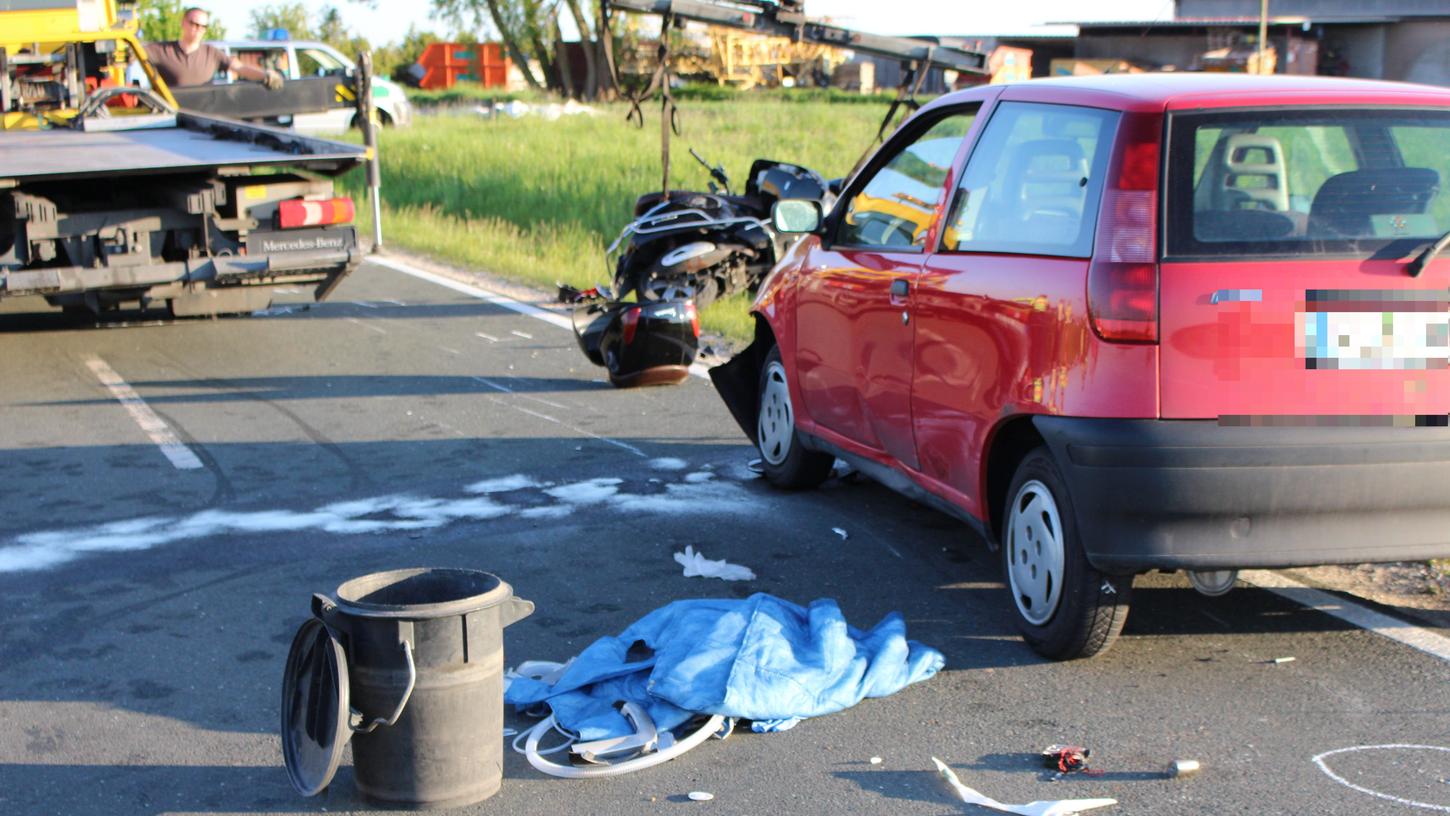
left=870, top=756, right=883, bottom=765
left=674, top=545, right=756, bottom=581
left=1270, top=656, right=1296, bottom=664
left=1169, top=759, right=1201, bottom=778
left=688, top=791, right=715, bottom=801
left=932, top=757, right=1117, bottom=816
left=1041, top=744, right=1092, bottom=774
left=832, top=527, right=849, bottom=540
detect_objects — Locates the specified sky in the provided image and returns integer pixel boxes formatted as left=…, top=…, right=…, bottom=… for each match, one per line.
left=210, top=0, right=1173, bottom=47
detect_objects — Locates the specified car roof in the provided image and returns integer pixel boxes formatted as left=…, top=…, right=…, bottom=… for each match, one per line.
left=929, top=73, right=1450, bottom=114
left=210, top=40, right=335, bottom=50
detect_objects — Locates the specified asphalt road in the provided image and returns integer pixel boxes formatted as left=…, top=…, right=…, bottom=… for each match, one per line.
left=2, top=257, right=1449, bottom=816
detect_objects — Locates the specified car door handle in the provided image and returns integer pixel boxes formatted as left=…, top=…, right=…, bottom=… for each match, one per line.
left=890, top=279, right=909, bottom=298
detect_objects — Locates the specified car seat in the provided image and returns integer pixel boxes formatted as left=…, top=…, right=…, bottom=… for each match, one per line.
left=1307, top=167, right=1440, bottom=238
left=981, top=139, right=1088, bottom=246
left=1215, top=134, right=1290, bottom=212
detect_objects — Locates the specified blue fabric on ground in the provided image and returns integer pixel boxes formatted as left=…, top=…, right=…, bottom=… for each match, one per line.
left=505, top=593, right=945, bottom=741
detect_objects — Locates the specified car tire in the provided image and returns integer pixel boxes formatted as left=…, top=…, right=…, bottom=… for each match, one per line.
left=757, top=345, right=834, bottom=489
left=1002, top=448, right=1131, bottom=660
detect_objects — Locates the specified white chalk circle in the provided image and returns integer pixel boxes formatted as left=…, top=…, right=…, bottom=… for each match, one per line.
left=1312, top=744, right=1450, bottom=812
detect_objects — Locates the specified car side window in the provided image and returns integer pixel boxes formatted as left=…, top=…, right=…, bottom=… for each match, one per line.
left=943, top=101, right=1117, bottom=258
left=834, top=110, right=977, bottom=251
left=299, top=48, right=346, bottom=77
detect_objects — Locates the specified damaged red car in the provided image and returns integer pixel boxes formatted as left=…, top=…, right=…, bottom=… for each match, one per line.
left=710, top=74, right=1450, bottom=659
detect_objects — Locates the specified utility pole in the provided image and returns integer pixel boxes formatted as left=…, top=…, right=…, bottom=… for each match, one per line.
left=1257, top=0, right=1270, bottom=75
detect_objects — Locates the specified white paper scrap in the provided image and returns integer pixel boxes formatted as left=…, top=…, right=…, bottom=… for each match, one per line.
left=931, top=757, right=1116, bottom=816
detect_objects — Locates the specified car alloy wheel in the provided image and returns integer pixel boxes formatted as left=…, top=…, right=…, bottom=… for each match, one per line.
left=758, top=359, right=794, bottom=466
left=1006, top=478, right=1065, bottom=626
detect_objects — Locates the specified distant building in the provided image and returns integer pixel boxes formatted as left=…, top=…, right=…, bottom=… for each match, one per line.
left=1071, top=0, right=1450, bottom=85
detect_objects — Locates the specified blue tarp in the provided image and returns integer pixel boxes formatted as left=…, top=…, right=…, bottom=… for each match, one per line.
left=505, top=593, right=945, bottom=740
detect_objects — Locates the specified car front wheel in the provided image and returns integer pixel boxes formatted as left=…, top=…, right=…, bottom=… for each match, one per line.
left=1003, top=448, right=1132, bottom=659
left=757, top=345, right=834, bottom=489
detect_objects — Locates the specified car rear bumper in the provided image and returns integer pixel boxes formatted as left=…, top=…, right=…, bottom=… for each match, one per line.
left=1033, top=417, right=1450, bottom=572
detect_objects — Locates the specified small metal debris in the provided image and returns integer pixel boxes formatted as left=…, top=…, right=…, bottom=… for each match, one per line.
left=1041, top=745, right=1091, bottom=774
left=688, top=791, right=714, bottom=801
left=870, top=756, right=883, bottom=765
left=1270, top=656, right=1296, bottom=664
left=832, top=527, right=849, bottom=540
left=1169, top=759, right=1201, bottom=778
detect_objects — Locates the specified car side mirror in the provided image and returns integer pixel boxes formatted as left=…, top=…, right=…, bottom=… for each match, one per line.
left=772, top=199, right=823, bottom=234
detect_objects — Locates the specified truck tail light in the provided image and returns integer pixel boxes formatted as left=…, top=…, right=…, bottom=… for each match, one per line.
left=1088, top=115, right=1161, bottom=344
left=621, top=306, right=641, bottom=345
left=277, top=197, right=355, bottom=229
left=685, top=301, right=700, bottom=338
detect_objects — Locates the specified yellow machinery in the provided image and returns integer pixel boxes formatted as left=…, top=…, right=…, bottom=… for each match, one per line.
left=1, top=0, right=175, bottom=129
left=707, top=28, right=840, bottom=89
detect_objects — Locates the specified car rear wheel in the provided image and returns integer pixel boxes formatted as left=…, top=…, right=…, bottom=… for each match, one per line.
left=1003, top=448, right=1131, bottom=659
left=757, top=345, right=834, bottom=489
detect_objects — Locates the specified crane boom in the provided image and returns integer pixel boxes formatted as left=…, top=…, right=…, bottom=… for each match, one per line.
left=607, top=0, right=988, bottom=75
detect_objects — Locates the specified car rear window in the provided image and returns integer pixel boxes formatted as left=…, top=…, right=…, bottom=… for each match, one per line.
left=1165, top=109, right=1450, bottom=259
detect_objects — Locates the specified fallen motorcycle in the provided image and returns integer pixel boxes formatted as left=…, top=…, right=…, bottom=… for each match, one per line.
left=564, top=285, right=700, bottom=388
left=606, top=149, right=835, bottom=310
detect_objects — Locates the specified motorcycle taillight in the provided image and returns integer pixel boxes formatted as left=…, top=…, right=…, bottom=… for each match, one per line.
left=621, top=306, right=641, bottom=345
left=685, top=301, right=700, bottom=338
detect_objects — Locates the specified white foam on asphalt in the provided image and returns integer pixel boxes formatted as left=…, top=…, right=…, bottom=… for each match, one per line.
left=545, top=478, right=623, bottom=505
left=614, top=481, right=755, bottom=515
left=649, top=457, right=688, bottom=471
left=466, top=475, right=545, bottom=494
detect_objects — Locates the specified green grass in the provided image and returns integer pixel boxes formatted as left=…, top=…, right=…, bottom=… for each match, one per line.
left=343, top=99, right=886, bottom=338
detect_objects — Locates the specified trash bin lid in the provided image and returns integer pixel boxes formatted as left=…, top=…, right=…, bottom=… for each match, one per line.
left=280, top=617, right=352, bottom=796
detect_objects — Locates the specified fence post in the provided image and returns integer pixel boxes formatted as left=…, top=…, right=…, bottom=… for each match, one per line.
left=355, top=50, right=383, bottom=249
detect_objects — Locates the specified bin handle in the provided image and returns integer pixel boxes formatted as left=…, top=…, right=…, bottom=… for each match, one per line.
left=350, top=640, right=416, bottom=734
left=502, top=597, right=535, bottom=628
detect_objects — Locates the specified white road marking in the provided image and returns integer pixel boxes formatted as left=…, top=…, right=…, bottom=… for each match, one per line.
left=473, top=377, right=644, bottom=457
left=439, top=346, right=461, bottom=356
left=345, top=316, right=388, bottom=335
left=84, top=356, right=203, bottom=471
left=510, top=330, right=534, bottom=340
left=472, top=375, right=567, bottom=410
left=477, top=332, right=500, bottom=342
left=1241, top=570, right=1450, bottom=664
left=368, top=255, right=711, bottom=380
left=1312, top=745, right=1450, bottom=812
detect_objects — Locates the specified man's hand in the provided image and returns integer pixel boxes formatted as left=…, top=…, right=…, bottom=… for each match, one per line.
left=263, top=69, right=284, bottom=91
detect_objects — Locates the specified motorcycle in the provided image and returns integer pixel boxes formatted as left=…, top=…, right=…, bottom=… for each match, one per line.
left=605, top=149, right=836, bottom=310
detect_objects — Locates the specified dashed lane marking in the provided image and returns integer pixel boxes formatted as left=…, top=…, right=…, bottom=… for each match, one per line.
left=84, top=356, right=203, bottom=471
left=1242, top=570, right=1450, bottom=665
left=368, top=256, right=711, bottom=380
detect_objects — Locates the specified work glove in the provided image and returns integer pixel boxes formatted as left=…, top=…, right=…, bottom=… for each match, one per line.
left=263, top=69, right=284, bottom=91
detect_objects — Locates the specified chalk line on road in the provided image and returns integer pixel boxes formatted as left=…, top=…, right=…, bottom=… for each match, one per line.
left=369, top=255, right=711, bottom=380
left=84, top=355, right=203, bottom=471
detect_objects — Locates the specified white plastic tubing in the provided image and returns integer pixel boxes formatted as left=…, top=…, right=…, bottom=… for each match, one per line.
left=520, top=714, right=727, bottom=779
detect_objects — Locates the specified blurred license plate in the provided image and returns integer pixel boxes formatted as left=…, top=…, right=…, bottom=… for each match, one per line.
left=1300, top=310, right=1450, bottom=370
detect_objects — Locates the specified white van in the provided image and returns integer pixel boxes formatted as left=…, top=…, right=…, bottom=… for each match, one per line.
left=209, top=39, right=412, bottom=133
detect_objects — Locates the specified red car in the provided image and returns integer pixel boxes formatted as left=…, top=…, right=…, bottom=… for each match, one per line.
left=711, top=74, right=1450, bottom=659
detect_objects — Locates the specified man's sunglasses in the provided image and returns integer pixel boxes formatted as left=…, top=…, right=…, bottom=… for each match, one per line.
left=185, top=19, right=209, bottom=28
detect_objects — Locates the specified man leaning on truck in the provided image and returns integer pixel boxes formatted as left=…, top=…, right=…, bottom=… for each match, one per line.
left=145, top=8, right=284, bottom=90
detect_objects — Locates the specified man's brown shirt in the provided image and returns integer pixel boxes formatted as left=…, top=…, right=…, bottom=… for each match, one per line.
left=144, top=42, right=234, bottom=88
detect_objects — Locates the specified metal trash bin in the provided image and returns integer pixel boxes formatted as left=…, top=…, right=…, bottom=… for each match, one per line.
left=282, top=568, right=534, bottom=808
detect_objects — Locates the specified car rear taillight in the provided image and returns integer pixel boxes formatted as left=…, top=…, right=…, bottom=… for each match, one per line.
left=621, top=306, right=641, bottom=345
left=685, top=301, right=700, bottom=338
left=277, top=197, right=355, bottom=230
left=1088, top=115, right=1161, bottom=344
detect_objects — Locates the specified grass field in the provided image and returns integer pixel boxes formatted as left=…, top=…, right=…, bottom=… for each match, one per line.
left=341, top=97, right=888, bottom=338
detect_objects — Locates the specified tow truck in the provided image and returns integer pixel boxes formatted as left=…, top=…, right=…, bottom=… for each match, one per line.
left=0, top=0, right=367, bottom=318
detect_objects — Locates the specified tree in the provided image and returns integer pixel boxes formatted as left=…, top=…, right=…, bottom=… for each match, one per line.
left=136, top=0, right=228, bottom=41
left=248, top=2, right=312, bottom=40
